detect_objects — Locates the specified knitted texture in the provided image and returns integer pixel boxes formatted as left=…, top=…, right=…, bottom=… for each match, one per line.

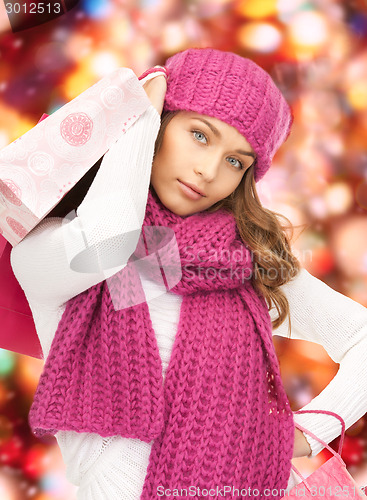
left=147, top=47, right=293, bottom=182
left=29, top=186, right=295, bottom=499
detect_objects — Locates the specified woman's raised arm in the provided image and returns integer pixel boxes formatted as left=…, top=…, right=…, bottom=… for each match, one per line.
left=10, top=104, right=161, bottom=308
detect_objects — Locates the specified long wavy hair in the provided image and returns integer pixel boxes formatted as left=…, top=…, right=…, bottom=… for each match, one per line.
left=47, top=109, right=303, bottom=337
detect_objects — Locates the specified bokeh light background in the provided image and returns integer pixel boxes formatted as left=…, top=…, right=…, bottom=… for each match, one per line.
left=1, top=0, right=367, bottom=498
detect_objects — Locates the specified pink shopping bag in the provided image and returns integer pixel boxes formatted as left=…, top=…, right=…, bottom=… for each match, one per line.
left=0, top=113, right=49, bottom=359
left=0, top=66, right=168, bottom=358
left=282, top=410, right=367, bottom=499
left=0, top=67, right=150, bottom=357
left=0, top=234, right=42, bottom=358
left=0, top=67, right=151, bottom=246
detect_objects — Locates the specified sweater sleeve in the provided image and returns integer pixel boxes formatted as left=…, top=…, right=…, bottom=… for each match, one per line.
left=10, top=104, right=160, bottom=309
left=272, top=267, right=367, bottom=457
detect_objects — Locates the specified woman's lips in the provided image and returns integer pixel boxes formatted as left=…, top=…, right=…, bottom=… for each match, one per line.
left=177, top=180, right=204, bottom=201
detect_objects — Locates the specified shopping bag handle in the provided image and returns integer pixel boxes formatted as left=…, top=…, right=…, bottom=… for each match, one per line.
left=293, top=409, right=345, bottom=455
left=291, top=410, right=347, bottom=485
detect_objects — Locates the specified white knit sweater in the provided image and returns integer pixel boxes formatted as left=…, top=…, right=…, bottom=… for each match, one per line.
left=10, top=104, right=367, bottom=499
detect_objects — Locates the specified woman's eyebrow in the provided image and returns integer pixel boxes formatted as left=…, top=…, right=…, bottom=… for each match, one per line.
left=191, top=117, right=256, bottom=159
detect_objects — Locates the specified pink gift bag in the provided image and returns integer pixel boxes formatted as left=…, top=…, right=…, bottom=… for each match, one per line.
left=0, top=234, right=42, bottom=358
left=282, top=410, right=367, bottom=499
left=0, top=67, right=151, bottom=246
left=0, top=66, right=168, bottom=358
left=0, top=113, right=49, bottom=359
left=0, top=68, right=152, bottom=358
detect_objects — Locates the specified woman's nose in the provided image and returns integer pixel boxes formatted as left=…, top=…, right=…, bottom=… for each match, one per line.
left=194, top=153, right=221, bottom=181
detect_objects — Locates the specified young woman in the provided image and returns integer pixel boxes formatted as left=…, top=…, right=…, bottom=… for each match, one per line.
left=10, top=48, right=367, bottom=499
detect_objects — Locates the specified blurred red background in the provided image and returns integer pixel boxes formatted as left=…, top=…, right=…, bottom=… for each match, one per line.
left=0, top=0, right=367, bottom=498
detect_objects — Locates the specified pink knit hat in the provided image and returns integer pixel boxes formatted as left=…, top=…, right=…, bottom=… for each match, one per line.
left=140, top=48, right=293, bottom=183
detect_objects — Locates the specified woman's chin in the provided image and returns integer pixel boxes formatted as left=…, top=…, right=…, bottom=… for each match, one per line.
left=151, top=181, right=207, bottom=217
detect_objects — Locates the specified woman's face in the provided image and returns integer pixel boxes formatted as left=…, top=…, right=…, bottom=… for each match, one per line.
left=150, top=111, right=256, bottom=217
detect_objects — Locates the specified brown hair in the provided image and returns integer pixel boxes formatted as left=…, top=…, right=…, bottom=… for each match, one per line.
left=47, top=110, right=303, bottom=337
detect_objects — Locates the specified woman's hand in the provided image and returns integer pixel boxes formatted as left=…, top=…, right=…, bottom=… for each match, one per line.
left=142, top=74, right=167, bottom=116
left=293, top=428, right=312, bottom=458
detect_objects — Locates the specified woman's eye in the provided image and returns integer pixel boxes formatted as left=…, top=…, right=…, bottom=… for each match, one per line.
left=227, top=157, right=244, bottom=170
left=191, top=131, right=244, bottom=169
left=192, top=131, right=207, bottom=144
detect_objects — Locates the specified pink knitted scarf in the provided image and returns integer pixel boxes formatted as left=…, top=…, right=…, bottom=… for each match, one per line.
left=29, top=186, right=295, bottom=499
